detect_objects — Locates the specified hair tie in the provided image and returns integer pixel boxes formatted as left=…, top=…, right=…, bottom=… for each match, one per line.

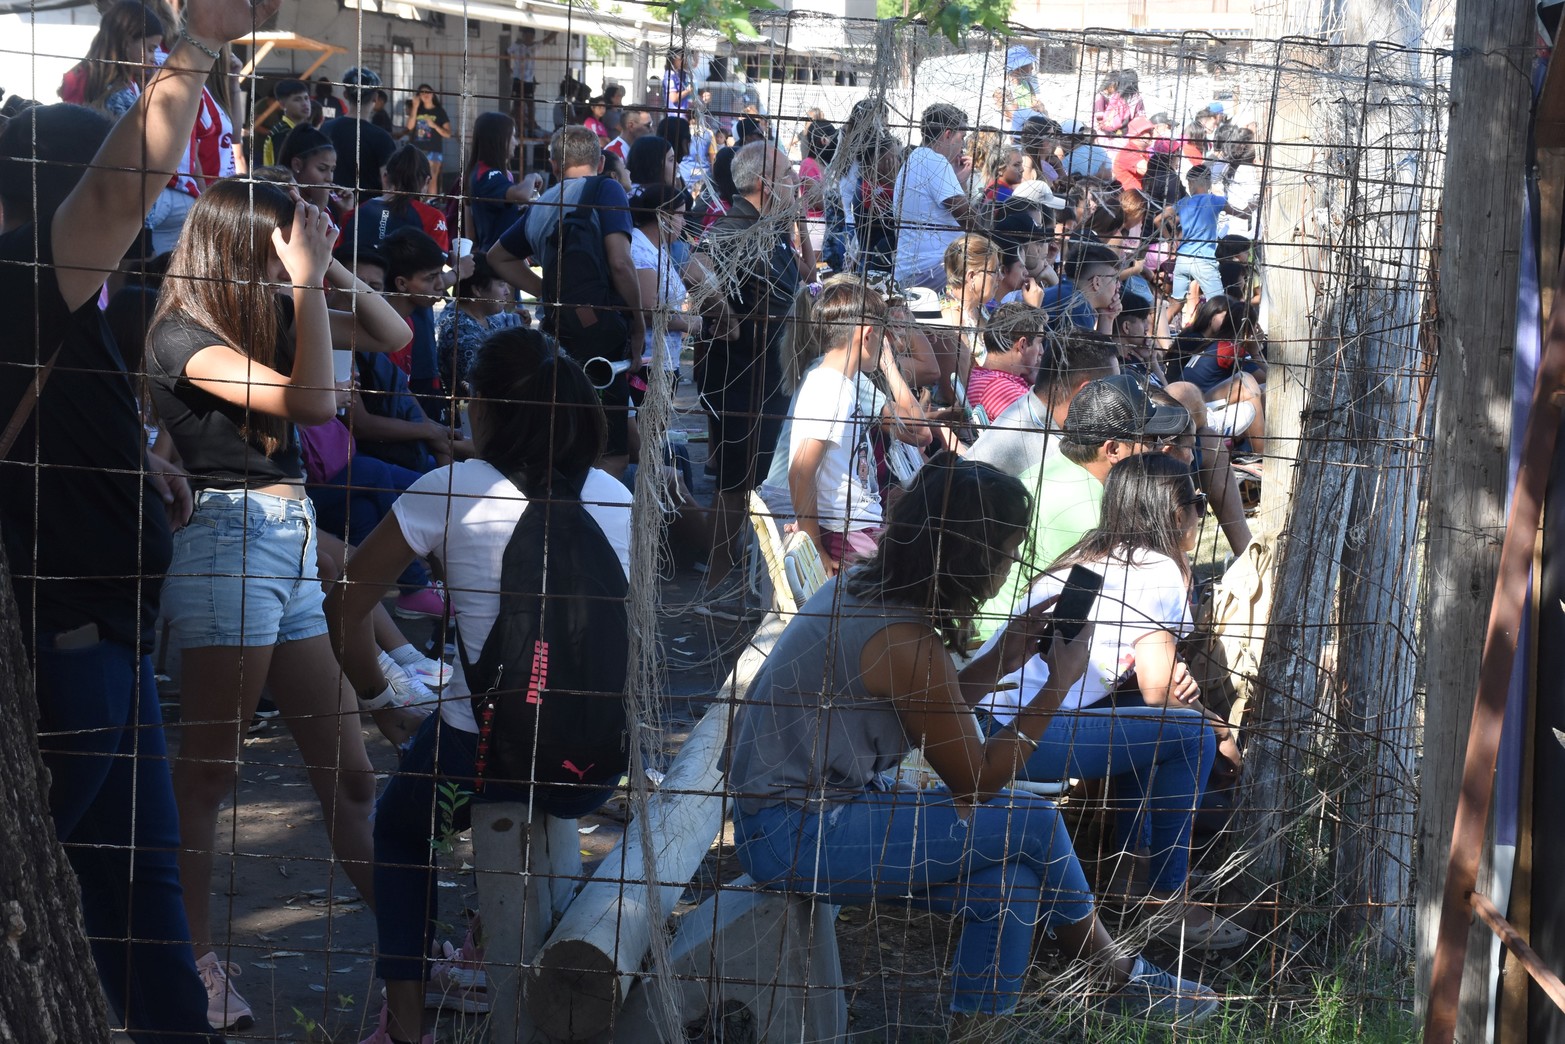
left=807, top=281, right=823, bottom=299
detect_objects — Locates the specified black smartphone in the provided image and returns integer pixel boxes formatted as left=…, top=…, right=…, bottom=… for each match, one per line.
left=1037, top=564, right=1104, bottom=656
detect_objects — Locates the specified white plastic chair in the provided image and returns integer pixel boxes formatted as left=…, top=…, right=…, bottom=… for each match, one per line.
left=781, top=530, right=829, bottom=608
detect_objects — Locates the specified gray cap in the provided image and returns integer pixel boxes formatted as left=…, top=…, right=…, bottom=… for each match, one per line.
left=1062, top=374, right=1190, bottom=446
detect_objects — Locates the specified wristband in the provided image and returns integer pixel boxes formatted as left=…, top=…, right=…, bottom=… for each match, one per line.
left=1008, top=726, right=1039, bottom=754
left=178, top=24, right=223, bottom=63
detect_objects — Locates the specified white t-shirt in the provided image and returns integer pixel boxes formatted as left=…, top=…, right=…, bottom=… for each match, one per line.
left=892, top=146, right=964, bottom=282
left=976, top=548, right=1193, bottom=724
left=508, top=40, right=535, bottom=82
left=629, top=226, right=687, bottom=372
left=392, top=461, right=635, bottom=733
left=789, top=366, right=883, bottom=533
left=1218, top=163, right=1260, bottom=239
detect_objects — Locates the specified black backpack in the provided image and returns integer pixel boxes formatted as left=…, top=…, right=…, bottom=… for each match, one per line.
left=1143, top=150, right=1185, bottom=207
left=458, top=467, right=630, bottom=793
left=540, top=175, right=631, bottom=363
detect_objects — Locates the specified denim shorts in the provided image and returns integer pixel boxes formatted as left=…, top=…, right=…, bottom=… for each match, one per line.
left=162, top=490, right=327, bottom=649
left=1171, top=255, right=1223, bottom=301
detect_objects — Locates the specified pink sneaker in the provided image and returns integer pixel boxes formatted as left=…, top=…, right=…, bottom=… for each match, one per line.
left=359, top=1004, right=434, bottom=1044
left=393, top=586, right=448, bottom=620
left=196, top=951, right=253, bottom=1031
left=425, top=931, right=489, bottom=1013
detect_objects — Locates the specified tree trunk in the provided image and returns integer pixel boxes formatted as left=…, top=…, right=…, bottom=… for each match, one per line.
left=1416, top=0, right=1533, bottom=1033
left=0, top=542, right=112, bottom=1040
left=1327, top=21, right=1434, bottom=959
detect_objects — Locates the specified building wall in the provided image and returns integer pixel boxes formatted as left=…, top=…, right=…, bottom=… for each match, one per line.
left=1009, top=0, right=1254, bottom=34
left=0, top=8, right=103, bottom=105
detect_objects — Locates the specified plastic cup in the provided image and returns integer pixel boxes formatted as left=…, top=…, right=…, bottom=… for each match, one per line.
left=452, top=237, right=474, bottom=259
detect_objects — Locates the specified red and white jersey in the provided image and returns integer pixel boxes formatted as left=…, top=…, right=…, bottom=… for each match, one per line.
left=129, top=47, right=223, bottom=198
left=195, top=87, right=236, bottom=185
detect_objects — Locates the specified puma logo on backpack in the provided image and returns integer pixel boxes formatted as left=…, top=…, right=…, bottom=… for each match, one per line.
left=460, top=468, right=630, bottom=793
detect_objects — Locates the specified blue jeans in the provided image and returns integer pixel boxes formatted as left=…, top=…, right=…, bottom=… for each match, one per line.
left=309, top=455, right=429, bottom=591
left=734, top=788, right=1095, bottom=1014
left=34, top=638, right=220, bottom=1044
left=1019, top=705, right=1216, bottom=893
left=372, top=714, right=614, bottom=982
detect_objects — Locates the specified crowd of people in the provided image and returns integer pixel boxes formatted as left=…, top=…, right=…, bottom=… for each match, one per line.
left=0, top=2, right=1270, bottom=1040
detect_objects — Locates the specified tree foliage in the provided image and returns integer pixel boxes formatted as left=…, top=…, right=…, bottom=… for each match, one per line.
left=905, top=0, right=1012, bottom=43
left=659, top=0, right=1011, bottom=45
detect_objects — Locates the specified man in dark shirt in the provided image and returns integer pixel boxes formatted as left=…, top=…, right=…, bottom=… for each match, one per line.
left=321, top=66, right=397, bottom=199
left=693, top=140, right=801, bottom=617
left=488, top=125, right=644, bottom=468
left=0, top=3, right=280, bottom=1037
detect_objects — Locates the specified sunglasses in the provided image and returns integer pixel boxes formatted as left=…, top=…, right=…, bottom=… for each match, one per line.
left=1181, top=492, right=1210, bottom=517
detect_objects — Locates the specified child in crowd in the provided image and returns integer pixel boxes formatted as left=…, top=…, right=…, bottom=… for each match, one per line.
left=278, top=124, right=340, bottom=213
left=377, top=226, right=470, bottom=422
left=339, top=144, right=451, bottom=256
left=966, top=301, right=1044, bottom=421
left=984, top=143, right=1025, bottom=203
left=1158, top=164, right=1227, bottom=337
left=262, top=78, right=312, bottom=167
left=788, top=276, right=929, bottom=574
left=146, top=180, right=414, bottom=1030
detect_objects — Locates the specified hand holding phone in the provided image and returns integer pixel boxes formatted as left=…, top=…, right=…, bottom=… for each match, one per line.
left=1037, top=564, right=1103, bottom=656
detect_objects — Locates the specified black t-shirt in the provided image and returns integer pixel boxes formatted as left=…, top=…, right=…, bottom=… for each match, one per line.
left=146, top=300, right=302, bottom=490
left=0, top=220, right=173, bottom=649
left=321, top=116, right=397, bottom=196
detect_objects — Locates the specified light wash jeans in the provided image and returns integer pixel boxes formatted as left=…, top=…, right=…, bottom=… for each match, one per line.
left=734, top=786, right=1095, bottom=1014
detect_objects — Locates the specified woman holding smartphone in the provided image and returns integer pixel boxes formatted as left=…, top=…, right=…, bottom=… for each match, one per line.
left=975, top=452, right=1242, bottom=949
left=729, top=456, right=1219, bottom=1035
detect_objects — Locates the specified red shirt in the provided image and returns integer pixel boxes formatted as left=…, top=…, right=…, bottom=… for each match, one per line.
left=1113, top=140, right=1150, bottom=191
left=967, top=368, right=1031, bottom=421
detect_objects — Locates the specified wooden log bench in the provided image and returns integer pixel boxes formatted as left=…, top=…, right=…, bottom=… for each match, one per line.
left=466, top=611, right=845, bottom=1042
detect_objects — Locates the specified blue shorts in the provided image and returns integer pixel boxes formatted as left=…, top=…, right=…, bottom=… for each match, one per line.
left=161, top=489, right=327, bottom=649
left=1171, top=255, right=1223, bottom=301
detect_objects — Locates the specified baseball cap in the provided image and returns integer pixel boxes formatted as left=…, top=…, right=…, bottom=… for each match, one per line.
left=1005, top=45, right=1037, bottom=72
left=1127, top=116, right=1155, bottom=137
left=1010, top=179, right=1070, bottom=211
left=1197, top=101, right=1226, bottom=117
left=1062, top=374, right=1190, bottom=445
left=1058, top=118, right=1083, bottom=135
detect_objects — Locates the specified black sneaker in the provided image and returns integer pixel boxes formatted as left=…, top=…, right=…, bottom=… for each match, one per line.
left=1098, top=955, right=1220, bottom=1027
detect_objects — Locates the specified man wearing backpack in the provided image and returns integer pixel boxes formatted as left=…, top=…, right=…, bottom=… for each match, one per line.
left=691, top=141, right=802, bottom=619
left=488, top=125, right=644, bottom=472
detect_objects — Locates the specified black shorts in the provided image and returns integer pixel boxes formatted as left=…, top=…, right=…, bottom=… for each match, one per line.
left=521, top=80, right=537, bottom=100
left=698, top=345, right=785, bottom=494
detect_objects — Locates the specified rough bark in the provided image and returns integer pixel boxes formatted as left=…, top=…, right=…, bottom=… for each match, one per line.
left=0, top=542, right=112, bottom=1041
left=1328, top=25, right=1432, bottom=958
left=1415, top=0, right=1533, bottom=1033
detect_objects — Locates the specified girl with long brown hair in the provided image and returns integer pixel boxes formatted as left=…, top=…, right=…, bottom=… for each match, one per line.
left=59, top=0, right=164, bottom=114
left=146, top=179, right=413, bottom=1030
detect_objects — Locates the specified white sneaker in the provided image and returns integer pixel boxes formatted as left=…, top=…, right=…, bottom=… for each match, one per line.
left=405, top=656, right=453, bottom=690
left=196, top=951, right=253, bottom=1031
left=365, top=654, right=440, bottom=714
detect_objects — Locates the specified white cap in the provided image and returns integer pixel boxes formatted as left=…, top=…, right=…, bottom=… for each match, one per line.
left=1011, top=179, right=1070, bottom=211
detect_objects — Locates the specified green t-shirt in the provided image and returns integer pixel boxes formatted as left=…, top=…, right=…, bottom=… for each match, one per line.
left=973, top=451, right=1104, bottom=640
